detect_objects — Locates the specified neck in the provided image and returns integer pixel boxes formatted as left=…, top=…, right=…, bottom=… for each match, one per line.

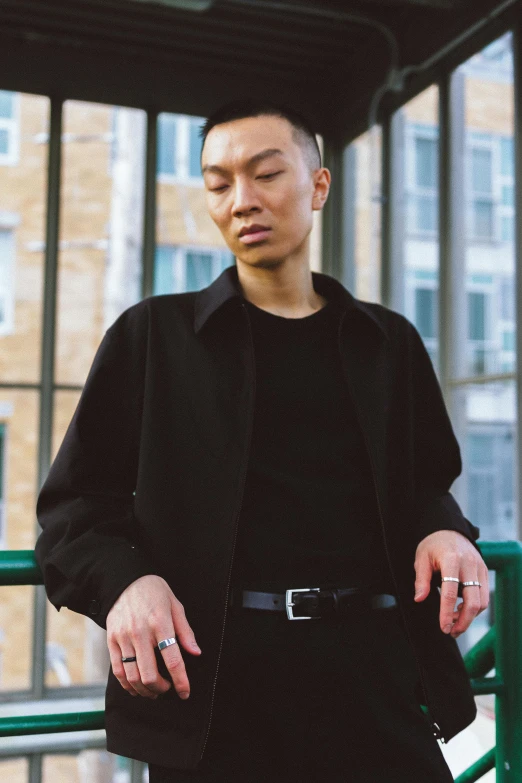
left=235, top=257, right=327, bottom=318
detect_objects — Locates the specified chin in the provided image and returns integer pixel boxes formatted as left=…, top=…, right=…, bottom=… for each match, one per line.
left=238, top=255, right=285, bottom=270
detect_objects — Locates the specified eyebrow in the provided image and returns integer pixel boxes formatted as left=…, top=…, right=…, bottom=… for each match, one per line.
left=202, top=148, right=286, bottom=176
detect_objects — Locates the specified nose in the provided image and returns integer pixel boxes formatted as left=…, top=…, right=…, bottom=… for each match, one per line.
left=231, top=177, right=262, bottom=218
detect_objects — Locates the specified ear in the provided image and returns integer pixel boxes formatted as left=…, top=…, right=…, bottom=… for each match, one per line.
left=312, top=167, right=331, bottom=211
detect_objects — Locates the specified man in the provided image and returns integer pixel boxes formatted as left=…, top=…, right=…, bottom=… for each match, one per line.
left=35, top=99, right=488, bottom=781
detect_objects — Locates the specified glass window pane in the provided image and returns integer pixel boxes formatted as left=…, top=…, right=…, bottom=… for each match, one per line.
left=153, top=246, right=175, bottom=295
left=415, top=137, right=437, bottom=188
left=186, top=251, right=214, bottom=291
left=473, top=201, right=493, bottom=239
left=156, top=112, right=235, bottom=294
left=0, top=92, right=49, bottom=383
left=353, top=127, right=382, bottom=301
left=189, top=117, right=204, bottom=178
left=400, top=86, right=440, bottom=365
left=0, top=758, right=28, bottom=782
left=56, top=101, right=145, bottom=385
left=471, top=148, right=492, bottom=193
left=0, top=90, right=14, bottom=119
left=0, top=128, right=8, bottom=155
left=0, top=388, right=39, bottom=692
left=157, top=113, right=177, bottom=176
left=415, top=288, right=437, bottom=340
left=417, top=195, right=437, bottom=233
left=501, top=137, right=513, bottom=176
left=43, top=751, right=126, bottom=782
left=468, top=291, right=486, bottom=340
left=459, top=32, right=515, bottom=379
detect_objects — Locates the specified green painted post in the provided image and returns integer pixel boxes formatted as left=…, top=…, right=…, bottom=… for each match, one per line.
left=479, top=541, right=522, bottom=782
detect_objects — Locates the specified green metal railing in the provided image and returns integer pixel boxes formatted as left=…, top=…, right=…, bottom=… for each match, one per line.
left=0, top=542, right=520, bottom=780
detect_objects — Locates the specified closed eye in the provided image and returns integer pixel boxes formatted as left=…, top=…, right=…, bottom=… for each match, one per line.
left=258, top=171, right=282, bottom=180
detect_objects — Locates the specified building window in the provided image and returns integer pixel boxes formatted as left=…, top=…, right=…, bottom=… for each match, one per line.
left=466, top=426, right=516, bottom=540
left=0, top=90, right=19, bottom=166
left=0, top=424, right=5, bottom=547
left=466, top=132, right=514, bottom=244
left=157, top=114, right=206, bottom=182
left=153, top=246, right=234, bottom=295
left=0, top=230, right=15, bottom=335
left=405, top=269, right=439, bottom=366
left=406, top=125, right=439, bottom=236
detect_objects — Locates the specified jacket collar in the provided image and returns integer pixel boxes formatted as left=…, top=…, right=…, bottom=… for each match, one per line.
left=194, top=264, right=389, bottom=341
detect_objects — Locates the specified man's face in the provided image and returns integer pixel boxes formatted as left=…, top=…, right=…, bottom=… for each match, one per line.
left=201, top=115, right=329, bottom=267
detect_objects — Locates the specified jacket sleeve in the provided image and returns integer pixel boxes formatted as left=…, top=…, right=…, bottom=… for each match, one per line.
left=408, top=321, right=481, bottom=551
left=34, top=301, right=157, bottom=630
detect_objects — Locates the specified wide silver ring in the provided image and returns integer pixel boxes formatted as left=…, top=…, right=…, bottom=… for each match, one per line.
left=441, top=577, right=460, bottom=583
left=461, top=581, right=482, bottom=587
left=158, top=637, right=177, bottom=651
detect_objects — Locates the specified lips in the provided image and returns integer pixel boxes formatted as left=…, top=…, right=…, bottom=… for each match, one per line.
left=238, top=224, right=271, bottom=237
left=238, top=224, right=272, bottom=244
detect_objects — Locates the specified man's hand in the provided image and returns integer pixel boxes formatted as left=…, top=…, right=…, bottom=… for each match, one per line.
left=414, top=530, right=489, bottom=639
left=106, top=575, right=202, bottom=700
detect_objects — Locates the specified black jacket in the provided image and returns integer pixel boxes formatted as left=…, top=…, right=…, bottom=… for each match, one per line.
left=35, top=264, right=480, bottom=770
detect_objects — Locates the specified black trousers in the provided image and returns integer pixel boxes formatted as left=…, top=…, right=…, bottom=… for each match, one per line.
left=148, top=598, right=454, bottom=782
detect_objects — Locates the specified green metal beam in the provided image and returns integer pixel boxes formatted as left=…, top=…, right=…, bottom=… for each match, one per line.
left=455, top=748, right=496, bottom=783
left=0, top=711, right=104, bottom=737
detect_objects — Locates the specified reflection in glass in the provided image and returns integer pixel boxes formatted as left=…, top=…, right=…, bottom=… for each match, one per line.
left=459, top=32, right=515, bottom=380
left=0, top=92, right=49, bottom=383
left=401, top=86, right=440, bottom=368
left=56, top=101, right=146, bottom=386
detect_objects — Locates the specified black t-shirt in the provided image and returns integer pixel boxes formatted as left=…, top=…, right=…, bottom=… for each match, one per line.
left=230, top=296, right=393, bottom=593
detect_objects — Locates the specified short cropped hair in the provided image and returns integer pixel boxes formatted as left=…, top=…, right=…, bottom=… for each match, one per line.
left=199, top=99, right=322, bottom=172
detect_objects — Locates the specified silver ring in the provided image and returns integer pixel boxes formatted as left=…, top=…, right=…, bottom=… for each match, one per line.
left=441, top=577, right=460, bottom=583
left=158, top=637, right=177, bottom=651
left=461, top=581, right=482, bottom=587
left=121, top=656, right=137, bottom=663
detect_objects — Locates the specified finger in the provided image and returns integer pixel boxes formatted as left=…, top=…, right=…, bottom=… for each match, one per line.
left=450, top=568, right=481, bottom=638
left=133, top=634, right=173, bottom=698
left=439, top=562, right=460, bottom=633
left=170, top=595, right=202, bottom=655
left=107, top=637, right=139, bottom=697
left=414, top=549, right=433, bottom=602
left=159, top=633, right=192, bottom=699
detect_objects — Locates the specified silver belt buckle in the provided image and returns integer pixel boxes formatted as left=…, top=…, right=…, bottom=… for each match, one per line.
left=285, top=587, right=321, bottom=620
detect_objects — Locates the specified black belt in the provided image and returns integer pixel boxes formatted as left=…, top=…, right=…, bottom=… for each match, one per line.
left=229, top=586, right=397, bottom=620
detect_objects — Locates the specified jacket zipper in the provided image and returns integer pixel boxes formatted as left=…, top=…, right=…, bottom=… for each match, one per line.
left=336, top=309, right=445, bottom=744
left=199, top=301, right=256, bottom=761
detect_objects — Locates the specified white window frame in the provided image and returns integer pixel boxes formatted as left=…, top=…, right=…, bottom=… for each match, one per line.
left=0, top=229, right=15, bottom=336
left=0, top=91, right=20, bottom=166
left=157, top=114, right=205, bottom=185
left=405, top=123, right=439, bottom=238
